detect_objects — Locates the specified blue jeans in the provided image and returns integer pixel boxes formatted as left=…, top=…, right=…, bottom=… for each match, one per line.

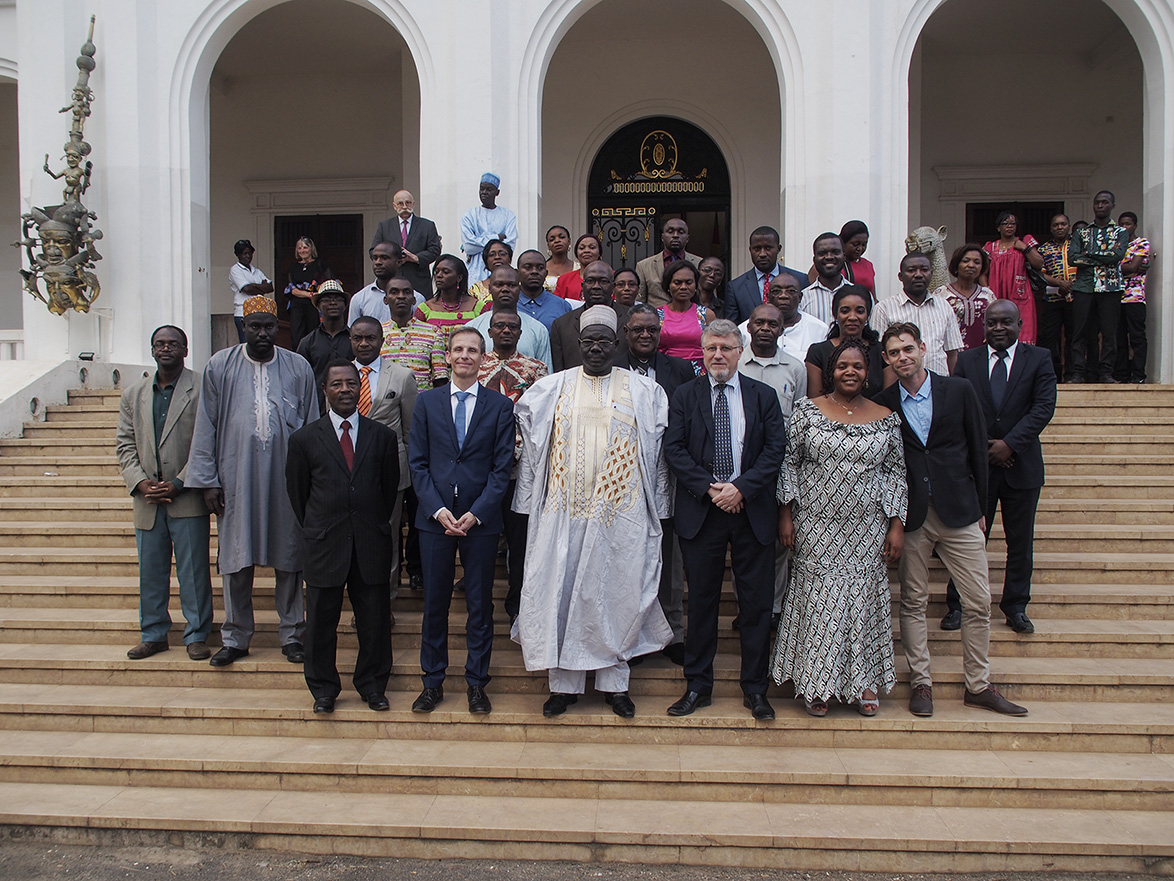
left=135, top=508, right=213, bottom=644
left=233, top=315, right=247, bottom=342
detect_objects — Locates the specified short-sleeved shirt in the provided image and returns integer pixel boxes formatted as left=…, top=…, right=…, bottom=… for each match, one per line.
left=1122, top=237, right=1151, bottom=304
left=1037, top=239, right=1076, bottom=304
left=381, top=318, right=448, bottom=391
left=871, top=290, right=963, bottom=376
left=228, top=262, right=271, bottom=317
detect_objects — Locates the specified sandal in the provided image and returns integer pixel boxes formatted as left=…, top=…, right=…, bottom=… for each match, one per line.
left=803, top=696, right=828, bottom=717
left=857, top=696, right=880, bottom=717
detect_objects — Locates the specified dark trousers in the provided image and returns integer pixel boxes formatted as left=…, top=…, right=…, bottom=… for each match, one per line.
left=1036, top=297, right=1073, bottom=381
left=946, top=470, right=1041, bottom=618
left=1070, top=290, right=1120, bottom=380
left=303, top=547, right=392, bottom=701
left=402, top=486, right=423, bottom=578
left=1114, top=301, right=1148, bottom=381
left=502, top=480, right=529, bottom=621
left=288, top=299, right=319, bottom=352
left=419, top=530, right=498, bottom=689
left=679, top=506, right=773, bottom=695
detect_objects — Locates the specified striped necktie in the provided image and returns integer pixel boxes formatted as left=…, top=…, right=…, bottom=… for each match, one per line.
left=358, top=366, right=372, bottom=416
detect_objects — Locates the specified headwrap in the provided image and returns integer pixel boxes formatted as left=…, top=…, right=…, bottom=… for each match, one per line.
left=579, top=304, right=618, bottom=333
left=311, top=278, right=346, bottom=307
left=242, top=296, right=277, bottom=317
left=480, top=172, right=501, bottom=188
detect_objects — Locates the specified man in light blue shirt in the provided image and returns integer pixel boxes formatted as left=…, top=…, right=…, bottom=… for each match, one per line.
left=460, top=173, right=518, bottom=285
left=464, top=266, right=553, bottom=371
left=898, top=369, right=933, bottom=449
left=516, top=249, right=573, bottom=330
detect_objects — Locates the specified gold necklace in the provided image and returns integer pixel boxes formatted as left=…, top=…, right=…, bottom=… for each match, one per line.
left=828, top=392, right=861, bottom=416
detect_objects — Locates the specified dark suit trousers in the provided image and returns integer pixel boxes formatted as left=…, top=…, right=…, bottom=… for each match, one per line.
left=419, top=530, right=498, bottom=689
left=304, top=546, right=392, bottom=701
left=1071, top=290, right=1120, bottom=380
left=502, top=480, right=528, bottom=621
left=1115, top=301, right=1148, bottom=381
left=402, top=486, right=422, bottom=578
left=679, top=506, right=773, bottom=695
left=1036, top=297, right=1074, bottom=381
left=946, top=469, right=1041, bottom=617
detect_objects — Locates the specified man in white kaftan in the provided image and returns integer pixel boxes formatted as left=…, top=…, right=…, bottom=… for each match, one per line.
left=185, top=297, right=319, bottom=667
left=460, top=172, right=518, bottom=285
left=512, top=305, right=672, bottom=718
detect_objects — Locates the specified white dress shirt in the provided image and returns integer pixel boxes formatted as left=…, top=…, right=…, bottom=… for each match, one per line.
left=448, top=380, right=480, bottom=439
left=327, top=407, right=358, bottom=445
left=988, top=340, right=1018, bottom=376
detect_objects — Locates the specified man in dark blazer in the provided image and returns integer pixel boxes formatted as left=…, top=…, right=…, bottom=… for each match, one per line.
left=942, top=300, right=1057, bottom=634
left=408, top=327, right=516, bottom=715
left=664, top=319, right=786, bottom=720
left=615, top=303, right=695, bottom=663
left=725, top=226, right=809, bottom=324
left=370, top=189, right=442, bottom=295
left=286, top=360, right=400, bottom=714
left=550, top=260, right=628, bottom=371
left=877, top=322, right=1028, bottom=719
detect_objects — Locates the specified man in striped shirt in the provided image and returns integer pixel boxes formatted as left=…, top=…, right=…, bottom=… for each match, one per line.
left=380, top=276, right=448, bottom=391
left=871, top=252, right=963, bottom=376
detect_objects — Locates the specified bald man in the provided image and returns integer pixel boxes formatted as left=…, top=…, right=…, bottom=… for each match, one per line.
left=371, top=189, right=442, bottom=295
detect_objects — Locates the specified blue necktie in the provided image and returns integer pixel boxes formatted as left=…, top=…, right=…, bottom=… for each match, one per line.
left=454, top=391, right=471, bottom=448
left=990, top=350, right=1008, bottom=410
left=713, top=383, right=734, bottom=482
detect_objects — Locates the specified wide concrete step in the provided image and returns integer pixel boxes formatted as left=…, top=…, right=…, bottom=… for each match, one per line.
left=1046, top=415, right=1174, bottom=434
left=3, top=780, right=1168, bottom=874
left=0, top=476, right=132, bottom=498
left=0, top=642, right=1169, bottom=704
left=1043, top=475, right=1174, bottom=499
left=0, top=456, right=120, bottom=477
left=1034, top=498, right=1174, bottom=526
left=1046, top=457, right=1174, bottom=475
left=3, top=728, right=1170, bottom=810
left=43, top=407, right=119, bottom=423
left=0, top=438, right=118, bottom=455
left=19, top=422, right=117, bottom=439
left=0, top=681, right=1169, bottom=753
left=1042, top=436, right=1174, bottom=455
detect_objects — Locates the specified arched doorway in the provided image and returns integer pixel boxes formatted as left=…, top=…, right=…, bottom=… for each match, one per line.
left=587, top=117, right=731, bottom=271
left=207, top=0, right=420, bottom=350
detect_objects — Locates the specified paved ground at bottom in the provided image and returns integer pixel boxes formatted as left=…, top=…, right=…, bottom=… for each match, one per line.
left=0, top=841, right=1158, bottom=881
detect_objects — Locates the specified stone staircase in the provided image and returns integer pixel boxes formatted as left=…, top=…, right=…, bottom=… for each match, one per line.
left=0, top=384, right=1171, bottom=874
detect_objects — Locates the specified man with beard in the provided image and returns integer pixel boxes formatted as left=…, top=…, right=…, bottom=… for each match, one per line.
left=636, top=218, right=702, bottom=307
left=738, top=273, right=828, bottom=360
left=800, top=233, right=851, bottom=326
left=349, top=240, right=423, bottom=326
left=550, top=261, right=629, bottom=371
left=464, top=265, right=552, bottom=369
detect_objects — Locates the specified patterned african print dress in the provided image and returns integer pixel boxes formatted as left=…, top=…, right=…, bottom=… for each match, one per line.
left=771, top=398, right=907, bottom=703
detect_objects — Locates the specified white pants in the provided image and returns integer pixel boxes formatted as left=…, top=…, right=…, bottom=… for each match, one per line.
left=548, top=663, right=630, bottom=694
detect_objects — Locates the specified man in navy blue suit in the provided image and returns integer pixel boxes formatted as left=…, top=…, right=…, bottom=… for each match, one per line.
left=725, top=226, right=808, bottom=324
left=941, top=300, right=1057, bottom=634
left=664, top=318, right=787, bottom=721
left=408, top=327, right=516, bottom=715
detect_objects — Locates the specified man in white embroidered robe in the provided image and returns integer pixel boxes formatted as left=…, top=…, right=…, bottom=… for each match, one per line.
left=512, top=305, right=672, bottom=718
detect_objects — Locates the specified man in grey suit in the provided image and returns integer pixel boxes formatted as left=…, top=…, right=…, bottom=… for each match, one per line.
left=370, top=189, right=442, bottom=296
left=350, top=315, right=418, bottom=613
left=115, top=326, right=213, bottom=661
left=635, top=218, right=702, bottom=307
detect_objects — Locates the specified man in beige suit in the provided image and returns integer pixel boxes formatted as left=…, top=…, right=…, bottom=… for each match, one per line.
left=115, top=326, right=213, bottom=660
left=350, top=315, right=418, bottom=610
left=635, top=218, right=702, bottom=306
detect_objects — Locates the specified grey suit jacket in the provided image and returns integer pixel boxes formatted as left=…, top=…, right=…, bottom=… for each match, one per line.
left=364, top=358, right=418, bottom=491
left=371, top=214, right=442, bottom=295
left=635, top=251, right=702, bottom=307
left=115, top=367, right=210, bottom=530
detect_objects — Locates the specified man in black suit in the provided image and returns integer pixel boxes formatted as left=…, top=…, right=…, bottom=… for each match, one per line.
left=941, top=300, right=1057, bottom=634
left=408, top=327, right=516, bottom=715
left=877, top=322, right=1028, bottom=718
left=615, top=303, right=696, bottom=664
left=550, top=260, right=629, bottom=371
left=370, top=189, right=442, bottom=295
left=286, top=360, right=400, bottom=714
left=724, top=226, right=808, bottom=324
left=665, top=319, right=786, bottom=720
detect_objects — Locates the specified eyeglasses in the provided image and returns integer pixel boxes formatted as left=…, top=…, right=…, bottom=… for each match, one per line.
left=702, top=344, right=741, bottom=355
left=627, top=326, right=659, bottom=336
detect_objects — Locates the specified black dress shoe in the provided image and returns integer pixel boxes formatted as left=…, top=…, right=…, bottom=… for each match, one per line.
left=1006, top=612, right=1035, bottom=634
left=744, top=693, right=776, bottom=720
left=209, top=646, right=248, bottom=667
left=661, top=643, right=685, bottom=666
left=281, top=642, right=305, bottom=664
left=666, top=690, right=711, bottom=716
left=365, top=693, right=390, bottom=711
left=604, top=692, right=636, bottom=718
left=940, top=609, right=962, bottom=631
left=628, top=653, right=648, bottom=667
left=411, top=686, right=444, bottom=713
left=409, top=574, right=424, bottom=591
left=769, top=613, right=781, bottom=633
left=313, top=697, right=335, bottom=714
left=467, top=685, right=492, bottom=714
left=542, top=693, right=578, bottom=717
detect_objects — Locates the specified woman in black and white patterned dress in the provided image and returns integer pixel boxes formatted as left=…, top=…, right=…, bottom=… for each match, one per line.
left=772, top=338, right=907, bottom=717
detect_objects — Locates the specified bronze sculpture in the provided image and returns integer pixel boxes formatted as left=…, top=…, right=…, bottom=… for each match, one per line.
left=15, top=16, right=104, bottom=315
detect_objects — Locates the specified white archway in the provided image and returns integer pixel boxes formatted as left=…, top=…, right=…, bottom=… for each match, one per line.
left=167, top=0, right=432, bottom=364
left=517, top=0, right=804, bottom=269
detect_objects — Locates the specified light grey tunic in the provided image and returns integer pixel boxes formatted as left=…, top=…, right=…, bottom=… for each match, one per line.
left=185, top=345, right=318, bottom=574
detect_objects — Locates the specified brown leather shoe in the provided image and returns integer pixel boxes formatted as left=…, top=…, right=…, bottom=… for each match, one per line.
left=185, top=642, right=211, bottom=661
left=964, top=684, right=1028, bottom=716
left=908, top=684, right=933, bottom=717
left=127, top=641, right=168, bottom=660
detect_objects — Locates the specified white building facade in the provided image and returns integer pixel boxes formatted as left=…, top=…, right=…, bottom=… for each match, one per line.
left=0, top=0, right=1170, bottom=375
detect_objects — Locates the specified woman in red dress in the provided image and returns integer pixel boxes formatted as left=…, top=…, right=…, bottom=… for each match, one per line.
left=983, top=211, right=1044, bottom=344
